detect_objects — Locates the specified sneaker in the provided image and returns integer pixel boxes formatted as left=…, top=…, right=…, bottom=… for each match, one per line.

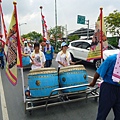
left=1, top=66, right=4, bottom=69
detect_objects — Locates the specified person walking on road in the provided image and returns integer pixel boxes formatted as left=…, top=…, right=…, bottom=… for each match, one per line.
left=56, top=42, right=75, bottom=68
left=89, top=51, right=120, bottom=120
left=23, top=41, right=31, bottom=54
left=43, top=40, right=54, bottom=67
left=30, top=42, right=46, bottom=70
left=118, top=38, right=120, bottom=49
left=0, top=42, right=4, bottom=69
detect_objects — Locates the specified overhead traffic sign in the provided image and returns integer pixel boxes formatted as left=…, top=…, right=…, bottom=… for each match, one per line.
left=77, top=15, right=85, bottom=24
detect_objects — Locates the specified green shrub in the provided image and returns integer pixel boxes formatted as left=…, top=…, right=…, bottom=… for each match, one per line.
left=107, top=37, right=119, bottom=48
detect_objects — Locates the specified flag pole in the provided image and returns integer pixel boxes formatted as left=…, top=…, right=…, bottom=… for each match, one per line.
left=0, top=0, right=3, bottom=41
left=20, top=68, right=26, bottom=103
left=40, top=6, right=44, bottom=41
left=100, top=7, right=103, bottom=63
left=13, top=1, right=26, bottom=103
left=0, top=0, right=7, bottom=41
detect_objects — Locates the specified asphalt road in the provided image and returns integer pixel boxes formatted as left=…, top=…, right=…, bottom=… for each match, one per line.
left=0, top=58, right=114, bottom=120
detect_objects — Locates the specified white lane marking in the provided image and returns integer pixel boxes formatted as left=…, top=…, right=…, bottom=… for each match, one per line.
left=88, top=75, right=94, bottom=79
left=0, top=70, right=9, bottom=120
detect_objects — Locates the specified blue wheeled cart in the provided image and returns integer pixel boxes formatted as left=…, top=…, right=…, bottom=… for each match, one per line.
left=24, top=65, right=100, bottom=115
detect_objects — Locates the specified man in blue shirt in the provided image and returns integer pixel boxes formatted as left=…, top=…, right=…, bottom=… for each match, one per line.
left=43, top=40, right=54, bottom=67
left=89, top=53, right=120, bottom=120
left=0, top=42, right=4, bottom=69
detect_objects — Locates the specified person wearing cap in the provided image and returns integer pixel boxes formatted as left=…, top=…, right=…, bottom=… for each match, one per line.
left=29, top=43, right=34, bottom=52
left=56, top=42, right=75, bottom=68
left=23, top=41, right=31, bottom=54
left=0, top=41, right=4, bottom=69
left=21, top=41, right=31, bottom=67
left=30, top=42, right=46, bottom=70
left=118, top=38, right=120, bottom=49
left=89, top=51, right=120, bottom=120
left=43, top=40, right=54, bottom=67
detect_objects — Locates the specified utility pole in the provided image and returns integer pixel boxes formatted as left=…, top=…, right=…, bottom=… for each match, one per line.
left=65, top=24, right=68, bottom=43
left=86, top=20, right=89, bottom=40
left=55, top=0, right=58, bottom=51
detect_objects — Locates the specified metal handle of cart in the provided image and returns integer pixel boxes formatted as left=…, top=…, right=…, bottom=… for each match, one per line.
left=46, top=83, right=90, bottom=110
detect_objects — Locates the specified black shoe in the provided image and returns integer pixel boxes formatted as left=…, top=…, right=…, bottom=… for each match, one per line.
left=1, top=66, right=4, bottom=69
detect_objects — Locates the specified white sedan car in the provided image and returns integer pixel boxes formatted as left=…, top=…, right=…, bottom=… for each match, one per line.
left=67, top=39, right=119, bottom=69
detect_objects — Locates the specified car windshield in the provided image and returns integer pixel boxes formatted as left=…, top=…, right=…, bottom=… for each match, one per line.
left=71, top=40, right=117, bottom=50
left=107, top=44, right=116, bottom=50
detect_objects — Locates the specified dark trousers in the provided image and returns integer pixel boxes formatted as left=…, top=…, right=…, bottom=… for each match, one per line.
left=45, top=60, right=52, bottom=67
left=97, top=82, right=120, bottom=120
left=57, top=67, right=61, bottom=87
left=0, top=56, right=4, bottom=67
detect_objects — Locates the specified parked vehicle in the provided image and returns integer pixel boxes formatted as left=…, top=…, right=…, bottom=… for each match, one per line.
left=67, top=39, right=119, bottom=69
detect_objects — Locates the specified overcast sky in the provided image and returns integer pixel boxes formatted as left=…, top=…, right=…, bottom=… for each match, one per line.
left=1, top=0, right=120, bottom=35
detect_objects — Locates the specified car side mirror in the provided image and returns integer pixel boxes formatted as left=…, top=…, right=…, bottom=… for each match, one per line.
left=87, top=47, right=90, bottom=50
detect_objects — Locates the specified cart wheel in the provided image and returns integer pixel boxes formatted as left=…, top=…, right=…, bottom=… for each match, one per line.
left=29, top=110, right=32, bottom=115
left=25, top=106, right=27, bottom=114
left=94, top=97, right=98, bottom=102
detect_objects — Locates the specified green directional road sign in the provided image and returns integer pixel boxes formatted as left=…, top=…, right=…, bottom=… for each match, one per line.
left=77, top=15, right=85, bottom=24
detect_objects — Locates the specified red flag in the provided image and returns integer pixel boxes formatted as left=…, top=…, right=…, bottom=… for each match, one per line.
left=41, top=13, right=47, bottom=41
left=0, top=1, right=7, bottom=46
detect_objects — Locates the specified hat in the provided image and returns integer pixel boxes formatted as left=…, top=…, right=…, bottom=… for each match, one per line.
left=61, top=42, right=68, bottom=47
left=46, top=40, right=50, bottom=44
left=24, top=41, right=27, bottom=44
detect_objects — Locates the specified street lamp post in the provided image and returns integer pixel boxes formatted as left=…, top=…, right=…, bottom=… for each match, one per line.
left=19, top=22, right=27, bottom=36
left=19, top=23, right=27, bottom=26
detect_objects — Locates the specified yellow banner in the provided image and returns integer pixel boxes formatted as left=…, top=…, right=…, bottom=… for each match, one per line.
left=87, top=12, right=108, bottom=60
left=6, top=9, right=17, bottom=85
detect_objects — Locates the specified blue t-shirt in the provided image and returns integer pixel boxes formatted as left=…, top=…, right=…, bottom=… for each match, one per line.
left=0, top=48, right=4, bottom=57
left=97, top=54, right=120, bottom=86
left=44, top=46, right=54, bottom=60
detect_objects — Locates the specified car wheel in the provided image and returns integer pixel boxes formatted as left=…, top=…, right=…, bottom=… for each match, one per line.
left=94, top=59, right=101, bottom=69
left=70, top=53, right=76, bottom=62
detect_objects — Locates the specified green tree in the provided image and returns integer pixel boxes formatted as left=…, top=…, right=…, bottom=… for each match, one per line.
left=68, top=35, right=79, bottom=41
left=22, top=31, right=43, bottom=43
left=48, top=26, right=65, bottom=40
left=48, top=26, right=65, bottom=51
left=104, top=10, right=120, bottom=36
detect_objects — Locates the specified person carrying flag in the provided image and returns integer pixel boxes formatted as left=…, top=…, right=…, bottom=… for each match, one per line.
left=0, top=41, right=4, bottom=69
